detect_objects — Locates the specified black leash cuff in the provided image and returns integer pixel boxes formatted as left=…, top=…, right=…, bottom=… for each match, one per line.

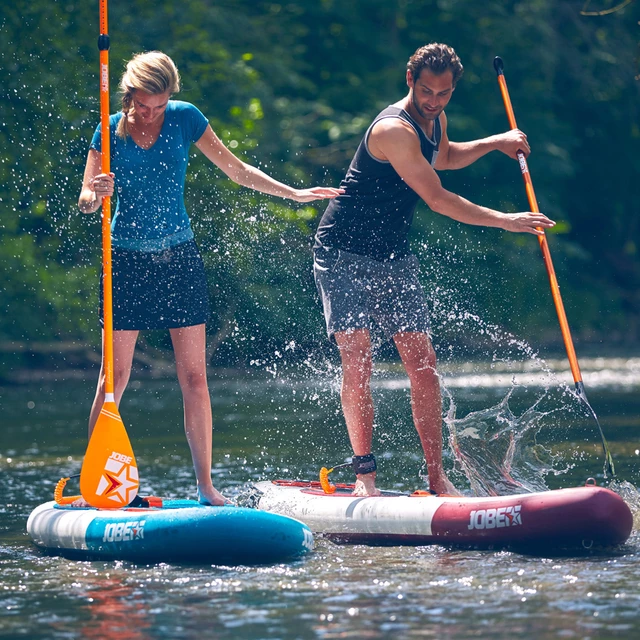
left=352, top=453, right=377, bottom=476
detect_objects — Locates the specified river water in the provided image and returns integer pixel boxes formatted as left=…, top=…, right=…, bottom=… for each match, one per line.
left=1, top=357, right=639, bottom=639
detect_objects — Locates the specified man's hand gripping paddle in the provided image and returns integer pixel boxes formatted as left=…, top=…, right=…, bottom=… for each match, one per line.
left=493, top=56, right=615, bottom=478
left=78, top=0, right=139, bottom=508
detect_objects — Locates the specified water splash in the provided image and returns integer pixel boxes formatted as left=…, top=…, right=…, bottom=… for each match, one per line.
left=608, top=479, right=640, bottom=530
left=443, top=387, right=563, bottom=496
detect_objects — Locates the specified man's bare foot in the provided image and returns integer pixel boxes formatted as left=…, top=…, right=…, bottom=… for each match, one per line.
left=197, top=484, right=232, bottom=506
left=429, top=474, right=462, bottom=497
left=353, top=475, right=382, bottom=497
left=70, top=497, right=91, bottom=507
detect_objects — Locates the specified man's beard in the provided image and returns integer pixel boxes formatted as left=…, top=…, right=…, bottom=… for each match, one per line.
left=412, top=93, right=442, bottom=121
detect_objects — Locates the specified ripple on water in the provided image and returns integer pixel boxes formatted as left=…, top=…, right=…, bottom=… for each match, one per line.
left=2, top=376, right=640, bottom=639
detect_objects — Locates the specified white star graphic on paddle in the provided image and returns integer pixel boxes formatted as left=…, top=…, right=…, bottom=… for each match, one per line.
left=106, top=465, right=139, bottom=504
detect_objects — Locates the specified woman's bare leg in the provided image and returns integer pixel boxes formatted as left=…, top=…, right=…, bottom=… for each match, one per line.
left=170, top=324, right=227, bottom=505
left=88, top=329, right=139, bottom=437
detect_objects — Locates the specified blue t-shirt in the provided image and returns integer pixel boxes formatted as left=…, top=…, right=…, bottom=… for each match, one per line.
left=90, top=100, right=209, bottom=251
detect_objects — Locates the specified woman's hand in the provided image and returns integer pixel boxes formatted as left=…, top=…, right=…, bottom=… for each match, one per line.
left=79, top=149, right=116, bottom=213
left=290, top=187, right=344, bottom=203
left=195, top=127, right=345, bottom=202
left=90, top=172, right=115, bottom=198
left=500, top=211, right=555, bottom=235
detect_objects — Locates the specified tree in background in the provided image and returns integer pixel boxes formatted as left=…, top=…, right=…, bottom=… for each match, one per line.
left=0, top=0, right=638, bottom=380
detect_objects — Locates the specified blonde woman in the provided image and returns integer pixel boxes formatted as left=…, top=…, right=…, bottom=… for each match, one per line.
left=79, top=51, right=342, bottom=506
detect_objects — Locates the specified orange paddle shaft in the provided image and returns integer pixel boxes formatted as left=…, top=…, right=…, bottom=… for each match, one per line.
left=79, top=0, right=140, bottom=507
left=99, top=0, right=114, bottom=399
left=493, top=57, right=582, bottom=386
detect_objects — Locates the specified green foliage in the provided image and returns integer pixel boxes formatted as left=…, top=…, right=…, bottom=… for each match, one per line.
left=1, top=0, right=638, bottom=377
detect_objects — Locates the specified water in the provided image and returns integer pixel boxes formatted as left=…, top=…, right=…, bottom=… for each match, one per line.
left=2, top=360, right=640, bottom=639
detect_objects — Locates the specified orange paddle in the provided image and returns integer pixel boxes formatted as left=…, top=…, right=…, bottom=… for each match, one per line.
left=493, top=56, right=614, bottom=477
left=79, top=0, right=139, bottom=508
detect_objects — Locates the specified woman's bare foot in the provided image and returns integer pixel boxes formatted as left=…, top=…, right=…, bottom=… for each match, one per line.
left=197, top=483, right=232, bottom=506
left=70, top=497, right=91, bottom=507
left=353, top=475, right=382, bottom=497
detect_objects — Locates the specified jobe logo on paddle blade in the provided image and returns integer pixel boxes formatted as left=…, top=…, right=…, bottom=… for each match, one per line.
left=468, top=505, right=522, bottom=530
left=95, top=451, right=139, bottom=505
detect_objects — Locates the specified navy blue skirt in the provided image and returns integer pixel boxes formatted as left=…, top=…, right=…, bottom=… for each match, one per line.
left=100, top=240, right=210, bottom=330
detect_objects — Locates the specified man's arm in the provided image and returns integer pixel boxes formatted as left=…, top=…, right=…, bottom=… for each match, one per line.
left=369, top=118, right=553, bottom=235
left=434, top=112, right=530, bottom=170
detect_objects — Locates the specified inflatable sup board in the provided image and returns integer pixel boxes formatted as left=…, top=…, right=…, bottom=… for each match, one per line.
left=254, top=480, right=632, bottom=550
left=27, top=498, right=314, bottom=564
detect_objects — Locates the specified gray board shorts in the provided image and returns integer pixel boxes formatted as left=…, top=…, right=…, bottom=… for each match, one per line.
left=313, top=247, right=431, bottom=343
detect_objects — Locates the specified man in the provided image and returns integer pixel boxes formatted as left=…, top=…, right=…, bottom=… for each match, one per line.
left=313, top=43, right=554, bottom=497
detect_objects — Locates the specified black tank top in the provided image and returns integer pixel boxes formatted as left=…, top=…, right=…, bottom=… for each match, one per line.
left=314, top=105, right=441, bottom=261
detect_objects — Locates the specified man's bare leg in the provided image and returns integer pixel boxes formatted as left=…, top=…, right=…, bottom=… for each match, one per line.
left=394, top=331, right=459, bottom=495
left=334, top=329, right=381, bottom=496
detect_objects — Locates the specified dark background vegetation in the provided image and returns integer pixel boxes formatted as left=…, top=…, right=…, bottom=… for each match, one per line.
left=0, top=0, right=638, bottom=380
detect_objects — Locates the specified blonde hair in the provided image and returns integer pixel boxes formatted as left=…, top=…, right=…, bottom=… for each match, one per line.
left=116, top=51, right=181, bottom=139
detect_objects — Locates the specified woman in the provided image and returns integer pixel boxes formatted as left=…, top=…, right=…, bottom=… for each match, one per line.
left=79, top=51, right=342, bottom=506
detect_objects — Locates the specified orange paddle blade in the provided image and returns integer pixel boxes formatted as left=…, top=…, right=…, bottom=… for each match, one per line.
left=80, top=401, right=139, bottom=508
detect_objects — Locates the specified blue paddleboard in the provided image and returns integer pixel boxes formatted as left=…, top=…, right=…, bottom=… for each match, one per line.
left=27, top=499, right=314, bottom=564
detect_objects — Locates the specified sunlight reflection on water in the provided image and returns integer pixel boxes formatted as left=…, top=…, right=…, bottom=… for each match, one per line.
left=1, top=372, right=640, bottom=639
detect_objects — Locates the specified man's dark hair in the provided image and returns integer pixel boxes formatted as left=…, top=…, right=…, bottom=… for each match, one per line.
left=407, top=43, right=464, bottom=86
